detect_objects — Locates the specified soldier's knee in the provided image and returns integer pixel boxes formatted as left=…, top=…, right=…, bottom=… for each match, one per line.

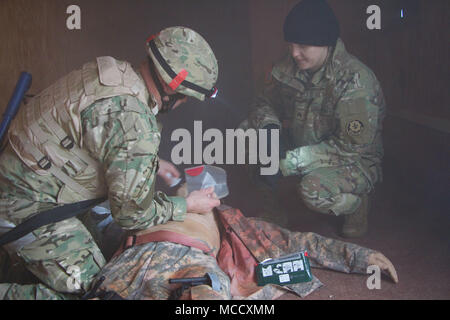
left=26, top=247, right=104, bottom=295
left=0, top=283, right=11, bottom=299
left=297, top=174, right=326, bottom=201
left=297, top=174, right=339, bottom=215
left=297, top=166, right=371, bottom=216
left=298, top=174, right=319, bottom=198
left=19, top=235, right=105, bottom=296
left=0, top=283, right=73, bottom=300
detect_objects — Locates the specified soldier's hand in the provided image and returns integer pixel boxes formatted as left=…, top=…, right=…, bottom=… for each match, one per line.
left=157, top=159, right=181, bottom=187
left=186, top=187, right=221, bottom=214
left=368, top=252, right=399, bottom=284
left=176, top=183, right=189, bottom=197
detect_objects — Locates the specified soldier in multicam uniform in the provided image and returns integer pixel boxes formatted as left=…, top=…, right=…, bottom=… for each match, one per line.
left=89, top=184, right=398, bottom=300
left=240, top=0, right=386, bottom=238
left=0, top=27, right=221, bottom=300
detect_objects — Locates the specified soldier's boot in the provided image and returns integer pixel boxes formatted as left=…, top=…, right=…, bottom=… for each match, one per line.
left=341, top=194, right=370, bottom=238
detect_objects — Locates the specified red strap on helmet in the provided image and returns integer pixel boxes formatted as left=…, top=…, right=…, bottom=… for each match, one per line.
left=169, top=69, right=189, bottom=91
left=146, top=33, right=160, bottom=44
left=148, top=39, right=217, bottom=98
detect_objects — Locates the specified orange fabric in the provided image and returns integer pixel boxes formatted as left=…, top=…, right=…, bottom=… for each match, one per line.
left=216, top=220, right=260, bottom=298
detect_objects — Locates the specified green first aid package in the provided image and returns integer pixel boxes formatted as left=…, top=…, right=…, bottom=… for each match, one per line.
left=256, top=251, right=313, bottom=286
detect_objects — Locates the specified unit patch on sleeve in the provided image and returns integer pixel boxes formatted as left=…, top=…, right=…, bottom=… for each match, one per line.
left=347, top=119, right=364, bottom=136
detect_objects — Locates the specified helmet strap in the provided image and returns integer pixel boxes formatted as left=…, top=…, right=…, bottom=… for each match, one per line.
left=147, top=57, right=185, bottom=113
left=148, top=39, right=217, bottom=99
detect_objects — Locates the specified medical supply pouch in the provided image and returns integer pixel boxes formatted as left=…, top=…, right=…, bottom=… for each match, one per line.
left=256, top=251, right=313, bottom=286
left=185, top=165, right=229, bottom=199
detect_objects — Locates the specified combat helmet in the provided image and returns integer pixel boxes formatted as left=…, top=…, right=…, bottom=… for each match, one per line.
left=146, top=27, right=219, bottom=101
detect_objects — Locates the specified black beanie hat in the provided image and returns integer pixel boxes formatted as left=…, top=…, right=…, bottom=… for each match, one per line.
left=284, top=0, right=340, bottom=46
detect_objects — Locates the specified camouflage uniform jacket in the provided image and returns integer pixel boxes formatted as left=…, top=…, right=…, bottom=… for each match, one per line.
left=0, top=59, right=186, bottom=232
left=248, top=39, right=386, bottom=184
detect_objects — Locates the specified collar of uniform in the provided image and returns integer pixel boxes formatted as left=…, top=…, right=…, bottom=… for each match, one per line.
left=325, top=38, right=347, bottom=81
left=271, top=54, right=304, bottom=90
left=137, top=64, right=161, bottom=116
left=310, top=58, right=328, bottom=85
left=296, top=38, right=348, bottom=85
left=295, top=47, right=333, bottom=86
left=146, top=87, right=160, bottom=116
left=295, top=62, right=327, bottom=87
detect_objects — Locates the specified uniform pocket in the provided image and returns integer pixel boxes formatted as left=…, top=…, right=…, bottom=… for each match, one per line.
left=17, top=217, right=105, bottom=293
left=313, top=110, right=336, bottom=142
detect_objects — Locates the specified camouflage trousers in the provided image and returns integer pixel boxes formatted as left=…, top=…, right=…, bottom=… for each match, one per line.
left=0, top=216, right=105, bottom=300
left=298, top=164, right=373, bottom=216
left=248, top=163, right=373, bottom=217
left=94, top=241, right=231, bottom=300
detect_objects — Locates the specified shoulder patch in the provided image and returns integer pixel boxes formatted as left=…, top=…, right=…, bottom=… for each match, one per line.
left=97, top=56, right=122, bottom=86
left=346, top=119, right=365, bottom=136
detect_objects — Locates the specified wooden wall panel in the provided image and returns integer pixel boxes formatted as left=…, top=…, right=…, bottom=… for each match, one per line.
left=248, top=0, right=292, bottom=92
left=364, top=0, right=449, bottom=121
left=0, top=0, right=68, bottom=109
